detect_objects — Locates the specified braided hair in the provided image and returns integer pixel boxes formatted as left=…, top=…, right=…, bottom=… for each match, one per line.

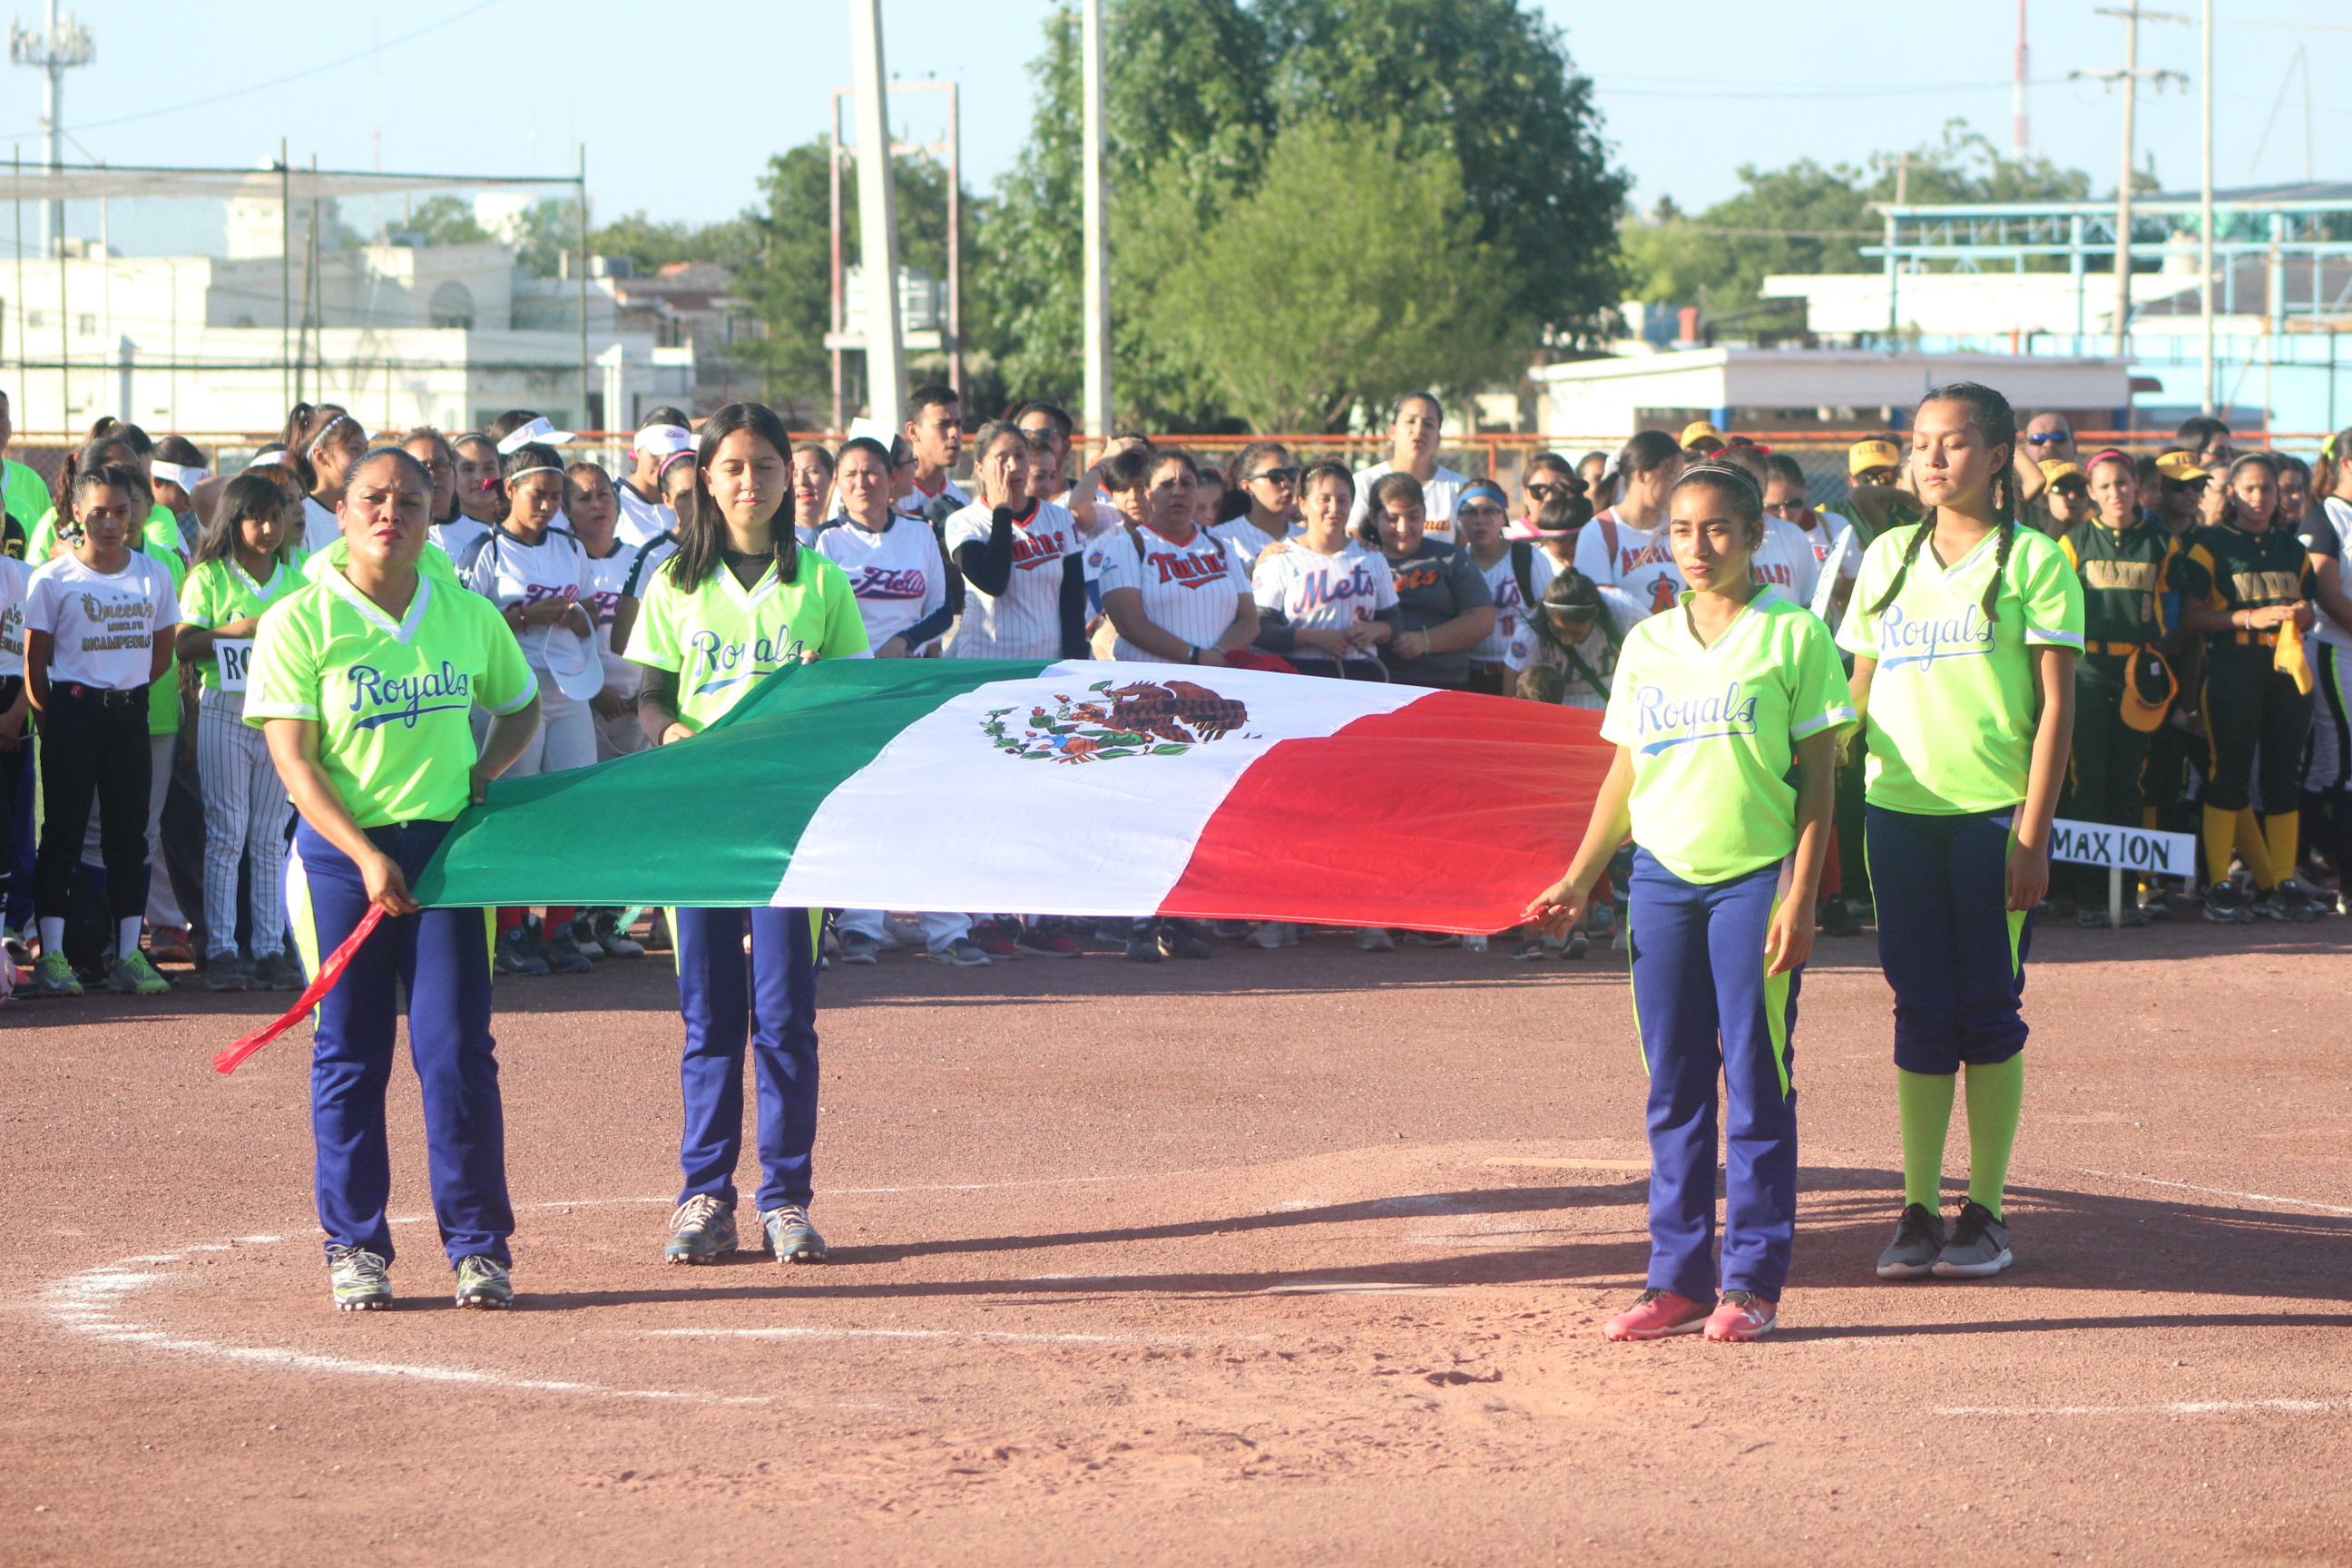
left=1866, top=382, right=2020, bottom=623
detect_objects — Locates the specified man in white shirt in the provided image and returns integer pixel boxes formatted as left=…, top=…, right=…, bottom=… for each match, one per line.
left=897, top=384, right=969, bottom=525
left=1348, top=392, right=1471, bottom=543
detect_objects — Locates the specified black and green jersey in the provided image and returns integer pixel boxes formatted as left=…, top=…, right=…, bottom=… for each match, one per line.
left=2059, top=516, right=2177, bottom=646
left=2169, top=523, right=2316, bottom=651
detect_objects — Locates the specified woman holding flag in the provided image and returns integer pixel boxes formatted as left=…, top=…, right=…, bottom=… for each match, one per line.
left=628, top=402, right=870, bottom=1269
left=246, top=446, right=543, bottom=1311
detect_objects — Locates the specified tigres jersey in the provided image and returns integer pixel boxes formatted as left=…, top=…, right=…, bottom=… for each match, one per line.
left=2169, top=523, right=2315, bottom=649
left=2059, top=516, right=2176, bottom=646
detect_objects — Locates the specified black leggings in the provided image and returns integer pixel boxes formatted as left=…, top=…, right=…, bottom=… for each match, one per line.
left=34, top=687, right=152, bottom=921
left=2200, top=647, right=2311, bottom=815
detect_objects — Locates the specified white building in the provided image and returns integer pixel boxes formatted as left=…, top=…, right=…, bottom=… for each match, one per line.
left=0, top=171, right=692, bottom=439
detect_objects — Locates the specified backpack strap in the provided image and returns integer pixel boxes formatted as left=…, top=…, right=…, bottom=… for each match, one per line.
left=1510, top=540, right=1537, bottom=610
left=1598, top=511, right=1621, bottom=580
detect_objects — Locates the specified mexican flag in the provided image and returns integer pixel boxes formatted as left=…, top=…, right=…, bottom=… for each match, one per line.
left=410, top=660, right=1612, bottom=934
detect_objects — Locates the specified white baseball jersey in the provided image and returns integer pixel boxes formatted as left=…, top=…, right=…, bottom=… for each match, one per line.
left=431, top=516, right=492, bottom=563
left=1808, top=505, right=1868, bottom=630
left=24, top=552, right=180, bottom=691
left=942, top=500, right=1079, bottom=660
left=614, top=481, right=675, bottom=549
left=1086, top=522, right=1251, bottom=663
left=1250, top=537, right=1396, bottom=634
left=896, top=475, right=969, bottom=525
left=1749, top=514, right=1823, bottom=612
left=301, top=495, right=339, bottom=554
left=1209, top=514, right=1301, bottom=574
left=2314, top=496, right=2352, bottom=652
left=1346, top=461, right=1472, bottom=542
left=458, top=524, right=594, bottom=673
left=1470, top=544, right=1558, bottom=668
left=813, top=516, right=950, bottom=653
left=582, top=538, right=652, bottom=692
left=1573, top=509, right=1686, bottom=618
left=0, top=552, right=33, bottom=679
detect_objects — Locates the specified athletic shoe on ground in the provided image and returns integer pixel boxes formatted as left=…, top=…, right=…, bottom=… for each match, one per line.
left=327, top=1245, right=391, bottom=1311
left=1817, top=897, right=1861, bottom=937
left=536, top=932, right=595, bottom=975
left=147, top=925, right=194, bottom=965
left=256, top=950, right=306, bottom=991
left=760, top=1204, right=828, bottom=1264
left=1123, top=933, right=1163, bottom=963
left=926, top=937, right=990, bottom=966
left=1246, top=921, right=1298, bottom=949
left=1703, top=1290, right=1778, bottom=1342
left=2118, top=900, right=2149, bottom=928
left=453, top=1255, right=513, bottom=1308
left=205, top=953, right=250, bottom=993
left=2200, top=884, right=2255, bottom=925
left=1462, top=934, right=1488, bottom=953
left=884, top=915, right=923, bottom=948
left=1602, top=1289, right=1712, bottom=1341
left=30, top=951, right=85, bottom=997
left=2077, top=906, right=2112, bottom=928
left=1931, top=1200, right=2014, bottom=1279
left=592, top=920, right=645, bottom=959
left=1875, top=1202, right=1947, bottom=1279
left=1355, top=926, right=1396, bottom=952
left=1093, top=919, right=1132, bottom=944
left=838, top=929, right=880, bottom=965
left=108, top=952, right=171, bottom=996
left=2, top=927, right=30, bottom=967
left=2265, top=882, right=2320, bottom=924
left=1512, top=937, right=1548, bottom=961
left=664, top=1194, right=739, bottom=1264
left=562, top=923, right=604, bottom=960
left=1402, top=930, right=1460, bottom=947
left=642, top=910, right=673, bottom=952
left=495, top=927, right=552, bottom=975
left=2140, top=890, right=2173, bottom=920
left=1563, top=931, right=1591, bottom=960
left=1015, top=926, right=1082, bottom=958
left=973, top=920, right=1024, bottom=960
left=1158, top=925, right=1213, bottom=960
left=1210, top=919, right=1253, bottom=939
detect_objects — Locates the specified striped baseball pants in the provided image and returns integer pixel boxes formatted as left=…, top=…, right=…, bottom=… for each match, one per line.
left=198, top=688, right=292, bottom=959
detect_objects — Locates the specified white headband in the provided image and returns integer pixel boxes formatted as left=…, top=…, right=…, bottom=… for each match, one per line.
left=633, top=423, right=692, bottom=457
left=495, top=416, right=575, bottom=455
left=243, top=449, right=286, bottom=471
left=152, top=461, right=208, bottom=491
left=304, top=413, right=353, bottom=454
left=505, top=466, right=564, bottom=483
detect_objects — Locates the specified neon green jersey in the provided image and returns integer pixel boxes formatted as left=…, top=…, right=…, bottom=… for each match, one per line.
left=244, top=568, right=537, bottom=828
left=146, top=539, right=186, bottom=736
left=28, top=501, right=181, bottom=566
left=3, top=458, right=48, bottom=538
left=626, top=552, right=871, bottom=733
left=178, top=554, right=307, bottom=691
left=1600, top=588, right=1856, bottom=886
left=300, top=533, right=456, bottom=584
left=1838, top=521, right=2084, bottom=815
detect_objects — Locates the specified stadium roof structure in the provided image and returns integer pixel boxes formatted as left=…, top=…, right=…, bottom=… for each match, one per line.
left=0, top=162, right=574, bottom=203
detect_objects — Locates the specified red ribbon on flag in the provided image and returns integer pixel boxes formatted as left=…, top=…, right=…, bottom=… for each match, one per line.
left=212, top=904, right=387, bottom=1075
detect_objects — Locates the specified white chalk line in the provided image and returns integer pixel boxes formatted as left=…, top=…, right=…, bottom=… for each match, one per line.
left=519, top=1166, right=1231, bottom=1209
left=2062, top=1169, right=2352, bottom=1217
left=626, top=1326, right=1240, bottom=1348
left=1937, top=1398, right=2352, bottom=1418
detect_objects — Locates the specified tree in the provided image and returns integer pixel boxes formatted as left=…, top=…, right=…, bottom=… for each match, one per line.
left=590, top=211, right=760, bottom=274
left=1129, top=118, right=1513, bottom=432
left=406, top=195, right=488, bottom=246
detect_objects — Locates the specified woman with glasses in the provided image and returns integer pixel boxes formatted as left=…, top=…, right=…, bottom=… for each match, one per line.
left=1210, top=441, right=1300, bottom=572
left=1456, top=481, right=1553, bottom=697
left=1518, top=454, right=1581, bottom=532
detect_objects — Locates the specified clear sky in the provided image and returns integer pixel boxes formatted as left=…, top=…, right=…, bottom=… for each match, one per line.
left=5, top=1, right=2347, bottom=254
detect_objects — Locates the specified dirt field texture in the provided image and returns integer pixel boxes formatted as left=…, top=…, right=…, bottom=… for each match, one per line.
left=2, top=915, right=2347, bottom=1568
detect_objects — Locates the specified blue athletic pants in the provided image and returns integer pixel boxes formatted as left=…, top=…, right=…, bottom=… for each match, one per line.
left=1626, top=850, right=1800, bottom=1302
left=293, top=818, right=512, bottom=1269
left=1863, top=805, right=2032, bottom=1075
left=673, top=906, right=819, bottom=1213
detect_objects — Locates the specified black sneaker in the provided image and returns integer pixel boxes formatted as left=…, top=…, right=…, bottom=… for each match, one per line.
left=1123, top=934, right=1163, bottom=964
left=1874, top=1202, right=1947, bottom=1279
left=495, top=926, right=552, bottom=975
left=837, top=929, right=880, bottom=965
left=535, top=931, right=594, bottom=974
left=1157, top=925, right=1212, bottom=960
left=2264, top=882, right=2320, bottom=925
left=1930, top=1200, right=2013, bottom=1278
left=2201, top=883, right=2255, bottom=925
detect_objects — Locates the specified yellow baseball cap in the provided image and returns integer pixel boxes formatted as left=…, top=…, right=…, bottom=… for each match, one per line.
left=2152, top=450, right=2210, bottom=484
left=1680, top=420, right=1726, bottom=450
left=2038, top=459, right=2087, bottom=487
left=2121, top=647, right=2178, bottom=732
left=1848, top=437, right=1901, bottom=477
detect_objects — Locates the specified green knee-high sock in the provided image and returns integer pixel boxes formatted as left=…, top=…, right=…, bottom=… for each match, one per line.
left=1963, top=1055, right=2025, bottom=1220
left=1896, top=1069, right=1958, bottom=1210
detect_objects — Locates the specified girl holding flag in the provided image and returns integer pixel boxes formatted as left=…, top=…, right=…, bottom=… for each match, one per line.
left=1839, top=384, right=2082, bottom=1282
left=1527, top=461, right=1852, bottom=1342
left=246, top=446, right=543, bottom=1310
left=628, top=402, right=869, bottom=1269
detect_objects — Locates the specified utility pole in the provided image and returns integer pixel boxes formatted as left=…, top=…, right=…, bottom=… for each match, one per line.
left=8, top=0, right=92, bottom=258
left=2077, top=7, right=2188, bottom=360
left=1081, top=0, right=1112, bottom=445
left=2013, top=0, right=2030, bottom=157
left=2199, top=0, right=2215, bottom=416
left=848, top=0, right=906, bottom=426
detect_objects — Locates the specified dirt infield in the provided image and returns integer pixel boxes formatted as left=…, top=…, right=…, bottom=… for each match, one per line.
left=3, top=916, right=2347, bottom=1566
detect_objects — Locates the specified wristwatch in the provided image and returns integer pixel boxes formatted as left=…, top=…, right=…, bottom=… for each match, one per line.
left=1187, top=645, right=1201, bottom=664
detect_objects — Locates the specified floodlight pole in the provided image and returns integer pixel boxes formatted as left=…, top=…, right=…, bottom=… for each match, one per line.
left=9, top=0, right=93, bottom=259
left=848, top=0, right=905, bottom=425
left=1081, top=0, right=1111, bottom=445
left=577, top=144, right=589, bottom=436
left=279, top=141, right=290, bottom=417
left=2084, top=7, right=2189, bottom=363
left=2199, top=0, right=2214, bottom=416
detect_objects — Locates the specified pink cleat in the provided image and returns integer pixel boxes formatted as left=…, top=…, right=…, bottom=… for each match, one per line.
left=1602, top=1289, right=1713, bottom=1341
left=1703, top=1290, right=1779, bottom=1342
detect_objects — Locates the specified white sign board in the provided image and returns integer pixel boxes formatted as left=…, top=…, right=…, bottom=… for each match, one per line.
left=213, top=638, right=253, bottom=693
left=2048, top=818, right=2197, bottom=876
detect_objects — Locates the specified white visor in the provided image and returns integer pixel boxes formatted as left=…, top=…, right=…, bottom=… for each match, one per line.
left=152, top=461, right=209, bottom=491
left=633, top=424, right=693, bottom=458
left=495, top=416, right=576, bottom=455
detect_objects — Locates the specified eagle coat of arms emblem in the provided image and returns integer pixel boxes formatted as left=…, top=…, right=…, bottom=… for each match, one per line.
left=983, top=680, right=1254, bottom=764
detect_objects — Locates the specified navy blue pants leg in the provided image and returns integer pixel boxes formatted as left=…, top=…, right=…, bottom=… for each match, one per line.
left=674, top=906, right=819, bottom=1211
left=299, top=819, right=512, bottom=1269
left=1866, top=806, right=2032, bottom=1074
left=1627, top=851, right=1801, bottom=1302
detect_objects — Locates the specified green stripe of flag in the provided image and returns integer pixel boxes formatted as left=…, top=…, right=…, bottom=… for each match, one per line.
left=412, top=658, right=1055, bottom=908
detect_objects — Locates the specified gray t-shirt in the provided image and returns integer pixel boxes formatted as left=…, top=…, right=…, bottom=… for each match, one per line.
left=1378, top=537, right=1492, bottom=690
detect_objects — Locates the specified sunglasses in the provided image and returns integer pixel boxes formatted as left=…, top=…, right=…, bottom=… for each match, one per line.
left=2024, top=432, right=2073, bottom=446
left=1248, top=466, right=1299, bottom=486
left=1524, top=481, right=1570, bottom=499
left=2162, top=478, right=2205, bottom=495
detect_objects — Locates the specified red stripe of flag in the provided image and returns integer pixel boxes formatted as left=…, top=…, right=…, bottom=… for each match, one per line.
left=212, top=905, right=387, bottom=1075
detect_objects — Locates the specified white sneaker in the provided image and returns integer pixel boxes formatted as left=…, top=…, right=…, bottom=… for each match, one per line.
left=1462, top=934, right=1488, bottom=953
left=1355, top=926, right=1396, bottom=952
left=1245, top=921, right=1298, bottom=949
